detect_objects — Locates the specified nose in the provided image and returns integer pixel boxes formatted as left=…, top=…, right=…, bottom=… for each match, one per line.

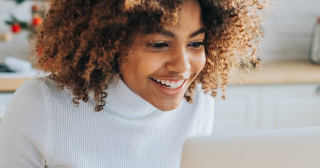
left=165, top=47, right=191, bottom=74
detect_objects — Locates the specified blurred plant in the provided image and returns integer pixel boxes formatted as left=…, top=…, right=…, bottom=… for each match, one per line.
left=5, top=0, right=45, bottom=38
left=239, top=57, right=262, bottom=69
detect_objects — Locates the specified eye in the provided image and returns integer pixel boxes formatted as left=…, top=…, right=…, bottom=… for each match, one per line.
left=187, top=42, right=205, bottom=50
left=145, top=42, right=169, bottom=51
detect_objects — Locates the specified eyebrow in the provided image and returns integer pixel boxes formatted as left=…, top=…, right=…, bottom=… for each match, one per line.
left=159, top=28, right=205, bottom=38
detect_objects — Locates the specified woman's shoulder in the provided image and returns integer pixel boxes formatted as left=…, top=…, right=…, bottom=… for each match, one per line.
left=14, top=77, right=48, bottom=100
left=6, top=77, right=52, bottom=114
left=11, top=76, right=73, bottom=111
left=20, top=76, right=71, bottom=96
left=0, top=78, right=50, bottom=167
left=18, top=76, right=55, bottom=91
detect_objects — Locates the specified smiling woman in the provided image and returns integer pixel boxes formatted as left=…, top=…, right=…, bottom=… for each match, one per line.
left=29, top=0, right=267, bottom=112
left=0, top=0, right=268, bottom=168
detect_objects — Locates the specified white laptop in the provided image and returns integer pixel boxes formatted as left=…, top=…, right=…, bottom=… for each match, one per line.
left=180, top=127, right=320, bottom=168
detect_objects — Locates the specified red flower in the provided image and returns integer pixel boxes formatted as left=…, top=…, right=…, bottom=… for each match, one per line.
left=32, top=5, right=39, bottom=11
left=11, top=24, right=21, bottom=33
left=32, top=17, right=42, bottom=26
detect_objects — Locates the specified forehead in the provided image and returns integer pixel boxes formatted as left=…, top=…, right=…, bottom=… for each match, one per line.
left=167, top=1, right=203, bottom=32
left=126, top=0, right=204, bottom=42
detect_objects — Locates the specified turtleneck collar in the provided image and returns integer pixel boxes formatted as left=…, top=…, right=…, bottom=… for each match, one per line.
left=104, top=74, right=159, bottom=117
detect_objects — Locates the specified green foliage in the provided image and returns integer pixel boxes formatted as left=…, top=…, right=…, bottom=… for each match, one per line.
left=10, top=15, right=19, bottom=22
left=10, top=0, right=44, bottom=4
left=19, top=22, right=29, bottom=29
left=15, top=0, right=25, bottom=4
left=5, top=21, right=13, bottom=25
left=14, top=0, right=25, bottom=4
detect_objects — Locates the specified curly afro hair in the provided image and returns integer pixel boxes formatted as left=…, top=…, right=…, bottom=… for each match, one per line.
left=30, top=0, right=268, bottom=112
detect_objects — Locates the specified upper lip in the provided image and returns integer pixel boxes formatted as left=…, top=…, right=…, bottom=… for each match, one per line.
left=149, top=77, right=189, bottom=81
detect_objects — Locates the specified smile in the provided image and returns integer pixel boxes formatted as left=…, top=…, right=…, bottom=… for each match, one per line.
left=150, top=77, right=185, bottom=89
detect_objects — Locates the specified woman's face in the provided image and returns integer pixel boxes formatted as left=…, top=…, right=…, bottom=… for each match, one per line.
left=121, top=0, right=206, bottom=111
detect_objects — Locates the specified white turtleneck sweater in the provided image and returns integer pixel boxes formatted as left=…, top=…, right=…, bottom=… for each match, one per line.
left=0, top=75, right=214, bottom=168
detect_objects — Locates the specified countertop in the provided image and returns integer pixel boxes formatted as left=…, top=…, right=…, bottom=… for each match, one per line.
left=1, top=61, right=320, bottom=92
left=228, top=61, right=320, bottom=85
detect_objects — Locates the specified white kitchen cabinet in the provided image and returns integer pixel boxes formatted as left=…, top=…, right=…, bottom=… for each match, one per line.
left=260, top=84, right=320, bottom=130
left=212, top=85, right=260, bottom=134
left=212, top=83, right=320, bottom=134
left=0, top=92, right=14, bottom=120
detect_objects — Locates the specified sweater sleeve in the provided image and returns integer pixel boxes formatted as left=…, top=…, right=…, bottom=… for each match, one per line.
left=197, top=89, right=215, bottom=136
left=0, top=78, right=48, bottom=168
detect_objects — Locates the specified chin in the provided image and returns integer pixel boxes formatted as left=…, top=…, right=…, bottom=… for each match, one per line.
left=154, top=100, right=182, bottom=112
left=158, top=106, right=177, bottom=112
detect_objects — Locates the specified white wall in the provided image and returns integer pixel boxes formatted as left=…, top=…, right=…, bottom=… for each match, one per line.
left=0, top=0, right=320, bottom=63
left=261, top=0, right=320, bottom=62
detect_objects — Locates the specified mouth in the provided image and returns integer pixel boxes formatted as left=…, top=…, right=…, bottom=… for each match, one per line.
left=149, top=77, right=186, bottom=89
left=149, top=77, right=188, bottom=96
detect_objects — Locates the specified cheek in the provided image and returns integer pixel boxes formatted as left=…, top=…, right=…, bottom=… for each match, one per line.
left=122, top=53, right=164, bottom=78
left=191, top=52, right=206, bottom=72
left=139, top=58, right=162, bottom=73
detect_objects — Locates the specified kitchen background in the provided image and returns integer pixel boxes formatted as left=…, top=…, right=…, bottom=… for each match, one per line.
left=1, top=0, right=319, bottom=62
left=0, top=0, right=320, bottom=134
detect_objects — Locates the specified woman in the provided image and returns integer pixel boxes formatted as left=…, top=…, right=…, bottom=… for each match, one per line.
left=0, top=0, right=266, bottom=167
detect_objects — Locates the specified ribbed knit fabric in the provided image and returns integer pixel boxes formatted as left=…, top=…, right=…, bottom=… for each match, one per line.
left=0, top=75, right=214, bottom=168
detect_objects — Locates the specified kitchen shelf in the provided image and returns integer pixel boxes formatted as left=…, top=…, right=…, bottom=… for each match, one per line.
left=228, top=61, right=320, bottom=85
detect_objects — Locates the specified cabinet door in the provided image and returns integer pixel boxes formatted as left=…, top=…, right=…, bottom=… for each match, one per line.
left=261, top=84, right=320, bottom=130
left=0, top=92, right=14, bottom=120
left=212, top=86, right=260, bottom=134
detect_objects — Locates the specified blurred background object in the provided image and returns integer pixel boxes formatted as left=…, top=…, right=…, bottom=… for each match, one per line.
left=259, top=0, right=320, bottom=62
left=309, top=17, right=320, bottom=65
left=0, top=0, right=45, bottom=63
left=3, top=56, right=32, bottom=72
left=4, top=0, right=45, bottom=38
left=0, top=32, right=12, bottom=42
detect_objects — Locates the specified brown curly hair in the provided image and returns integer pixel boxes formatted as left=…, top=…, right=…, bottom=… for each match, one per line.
left=30, top=0, right=268, bottom=112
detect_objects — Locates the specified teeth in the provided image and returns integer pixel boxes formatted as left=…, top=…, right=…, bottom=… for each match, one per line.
left=170, top=83, right=177, bottom=89
left=151, top=78, right=185, bottom=89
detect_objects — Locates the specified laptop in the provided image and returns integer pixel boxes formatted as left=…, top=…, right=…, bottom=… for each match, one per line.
left=180, top=127, right=320, bottom=168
